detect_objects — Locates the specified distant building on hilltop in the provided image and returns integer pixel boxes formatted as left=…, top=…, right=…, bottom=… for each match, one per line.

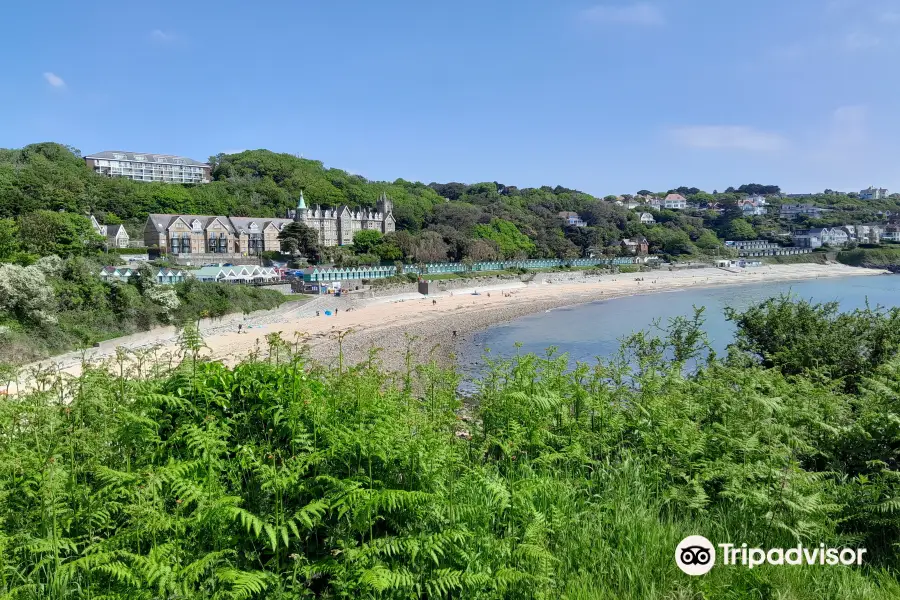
left=780, top=204, right=827, bottom=219
left=85, top=151, right=211, bottom=184
left=287, top=191, right=396, bottom=246
left=860, top=186, right=889, bottom=200
left=663, top=193, right=687, bottom=210
left=639, top=212, right=655, bottom=225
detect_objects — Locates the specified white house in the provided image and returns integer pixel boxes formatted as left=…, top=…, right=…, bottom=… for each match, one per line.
left=91, top=215, right=131, bottom=248
left=860, top=186, right=888, bottom=200
left=793, top=227, right=850, bottom=249
left=663, top=193, right=687, bottom=210
left=639, top=212, right=656, bottom=225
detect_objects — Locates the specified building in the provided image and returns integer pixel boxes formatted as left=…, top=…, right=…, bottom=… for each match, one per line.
left=780, top=204, right=826, bottom=219
left=745, top=194, right=768, bottom=205
left=883, top=224, right=900, bottom=242
left=90, top=215, right=130, bottom=248
left=793, top=227, right=850, bottom=249
left=860, top=186, right=889, bottom=200
left=559, top=211, right=587, bottom=227
left=647, top=197, right=662, bottom=209
left=144, top=214, right=293, bottom=257
left=724, top=239, right=811, bottom=257
left=841, top=224, right=883, bottom=244
left=739, top=195, right=768, bottom=217
left=99, top=266, right=186, bottom=284
left=639, top=212, right=655, bottom=225
left=620, top=236, right=649, bottom=255
left=143, top=192, right=396, bottom=258
left=663, top=194, right=687, bottom=210
left=287, top=191, right=396, bottom=246
left=193, top=265, right=280, bottom=283
left=84, top=151, right=211, bottom=184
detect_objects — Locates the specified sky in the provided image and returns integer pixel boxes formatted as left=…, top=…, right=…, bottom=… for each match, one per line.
left=2, top=0, right=899, bottom=195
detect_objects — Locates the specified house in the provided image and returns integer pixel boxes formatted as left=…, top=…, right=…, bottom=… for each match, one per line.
left=647, top=197, right=662, bottom=209
left=620, top=236, right=649, bottom=255
left=639, top=212, right=655, bottom=225
left=558, top=211, right=587, bottom=227
left=882, top=224, right=900, bottom=242
left=842, top=224, right=883, bottom=244
left=625, top=200, right=640, bottom=210
left=780, top=204, right=826, bottom=219
left=663, top=194, right=687, bottom=210
left=91, top=215, right=131, bottom=248
left=793, top=227, right=850, bottom=248
left=742, top=204, right=768, bottom=217
left=744, top=194, right=768, bottom=205
left=860, top=186, right=888, bottom=200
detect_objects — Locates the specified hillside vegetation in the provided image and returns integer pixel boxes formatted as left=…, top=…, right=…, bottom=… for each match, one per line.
left=0, top=257, right=285, bottom=365
left=838, top=246, right=900, bottom=270
left=1, top=298, right=900, bottom=598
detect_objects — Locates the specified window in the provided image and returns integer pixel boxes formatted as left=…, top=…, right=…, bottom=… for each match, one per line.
left=134, top=155, right=145, bottom=161
left=156, top=156, right=167, bottom=163
left=191, top=219, right=202, bottom=232
left=113, top=153, right=125, bottom=159
left=174, top=158, right=185, bottom=164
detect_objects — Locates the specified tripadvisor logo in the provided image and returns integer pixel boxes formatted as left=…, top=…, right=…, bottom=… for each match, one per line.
left=675, top=536, right=867, bottom=576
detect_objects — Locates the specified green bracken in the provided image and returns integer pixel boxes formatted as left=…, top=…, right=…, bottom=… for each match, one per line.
left=0, top=298, right=899, bottom=598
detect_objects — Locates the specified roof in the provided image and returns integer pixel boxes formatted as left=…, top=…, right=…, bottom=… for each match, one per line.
left=665, top=193, right=687, bottom=201
left=228, top=217, right=293, bottom=234
left=85, top=151, right=209, bottom=167
left=639, top=212, right=654, bottom=218
left=106, top=224, right=127, bottom=237
left=146, top=214, right=236, bottom=234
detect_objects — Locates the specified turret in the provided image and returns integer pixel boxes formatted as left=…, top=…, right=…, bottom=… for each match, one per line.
left=376, top=192, right=393, bottom=217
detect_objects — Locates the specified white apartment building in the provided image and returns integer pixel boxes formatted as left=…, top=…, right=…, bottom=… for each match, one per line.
left=860, top=186, right=889, bottom=200
left=85, top=151, right=212, bottom=184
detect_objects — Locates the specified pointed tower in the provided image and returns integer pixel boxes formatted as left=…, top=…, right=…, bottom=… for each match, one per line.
left=376, top=191, right=393, bottom=217
left=291, top=191, right=307, bottom=222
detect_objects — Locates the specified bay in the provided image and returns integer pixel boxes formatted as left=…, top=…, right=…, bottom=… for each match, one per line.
left=462, top=274, right=900, bottom=370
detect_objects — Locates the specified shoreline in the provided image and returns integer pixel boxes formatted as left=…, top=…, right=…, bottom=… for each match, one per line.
left=8, top=263, right=889, bottom=390
left=220, top=263, right=889, bottom=374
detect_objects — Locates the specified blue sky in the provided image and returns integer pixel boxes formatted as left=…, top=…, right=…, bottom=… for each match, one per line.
left=3, top=0, right=899, bottom=195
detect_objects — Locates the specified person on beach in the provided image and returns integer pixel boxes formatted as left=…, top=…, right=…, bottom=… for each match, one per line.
left=238, top=323, right=243, bottom=334
left=432, top=299, right=436, bottom=305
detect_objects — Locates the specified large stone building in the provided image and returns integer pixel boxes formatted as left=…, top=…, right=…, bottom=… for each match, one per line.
left=144, top=214, right=293, bottom=257
left=85, top=151, right=211, bottom=184
left=287, top=191, right=396, bottom=246
left=143, top=192, right=397, bottom=259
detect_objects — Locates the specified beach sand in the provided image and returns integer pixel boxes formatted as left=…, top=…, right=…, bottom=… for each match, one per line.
left=8, top=263, right=889, bottom=391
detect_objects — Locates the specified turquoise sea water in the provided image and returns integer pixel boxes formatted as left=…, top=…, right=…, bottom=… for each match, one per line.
left=460, top=274, right=900, bottom=372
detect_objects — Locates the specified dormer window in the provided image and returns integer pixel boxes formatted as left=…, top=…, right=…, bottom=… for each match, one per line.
left=191, top=219, right=202, bottom=232
left=249, top=222, right=259, bottom=231
left=113, top=153, right=125, bottom=160
left=134, top=155, right=146, bottom=161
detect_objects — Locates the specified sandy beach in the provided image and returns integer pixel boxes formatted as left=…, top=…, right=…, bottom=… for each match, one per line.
left=9, top=262, right=888, bottom=392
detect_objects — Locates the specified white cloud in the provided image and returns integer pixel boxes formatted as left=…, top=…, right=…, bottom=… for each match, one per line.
left=827, top=105, right=867, bottom=147
left=878, top=9, right=900, bottom=22
left=669, top=126, right=788, bottom=152
left=843, top=31, right=881, bottom=50
left=150, top=29, right=177, bottom=43
left=43, top=72, right=66, bottom=88
left=580, top=3, right=664, bottom=26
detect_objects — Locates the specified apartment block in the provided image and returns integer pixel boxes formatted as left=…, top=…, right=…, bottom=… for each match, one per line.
left=85, top=151, right=211, bottom=184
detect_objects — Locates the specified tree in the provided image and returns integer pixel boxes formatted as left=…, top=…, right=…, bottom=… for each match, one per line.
left=0, top=218, right=19, bottom=261
left=352, top=229, right=383, bottom=255
left=637, top=189, right=652, bottom=196
left=278, top=222, right=319, bottom=258
left=472, top=219, right=536, bottom=259
left=725, top=219, right=756, bottom=241
left=17, top=211, right=102, bottom=258
left=413, top=231, right=449, bottom=263
left=465, top=238, right=500, bottom=261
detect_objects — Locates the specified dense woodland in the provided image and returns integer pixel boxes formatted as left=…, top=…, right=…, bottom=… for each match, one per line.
left=2, top=298, right=900, bottom=598
left=6, top=142, right=900, bottom=267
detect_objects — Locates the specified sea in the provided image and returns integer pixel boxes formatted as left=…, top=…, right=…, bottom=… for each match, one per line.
left=458, top=274, right=900, bottom=374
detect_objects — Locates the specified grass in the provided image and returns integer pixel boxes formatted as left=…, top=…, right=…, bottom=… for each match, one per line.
left=762, top=253, right=829, bottom=265
left=837, top=245, right=900, bottom=268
